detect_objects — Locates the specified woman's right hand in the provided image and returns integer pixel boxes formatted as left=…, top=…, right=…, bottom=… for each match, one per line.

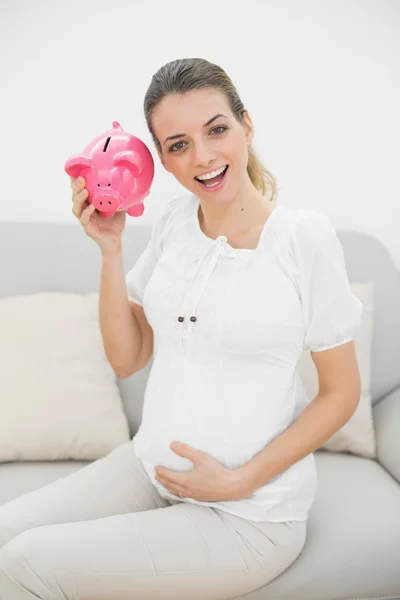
left=70, top=176, right=127, bottom=255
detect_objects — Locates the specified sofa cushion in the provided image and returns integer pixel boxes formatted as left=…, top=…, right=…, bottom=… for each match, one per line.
left=0, top=459, right=90, bottom=506
left=374, top=386, right=400, bottom=485
left=0, top=292, right=131, bottom=463
left=298, top=282, right=376, bottom=459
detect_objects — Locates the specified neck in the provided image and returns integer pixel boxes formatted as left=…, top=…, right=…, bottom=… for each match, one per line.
left=197, top=177, right=273, bottom=239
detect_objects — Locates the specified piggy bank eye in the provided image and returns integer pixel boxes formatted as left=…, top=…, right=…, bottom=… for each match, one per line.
left=108, top=183, right=111, bottom=186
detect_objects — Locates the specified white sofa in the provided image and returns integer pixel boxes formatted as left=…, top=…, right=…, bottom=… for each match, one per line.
left=0, top=218, right=399, bottom=600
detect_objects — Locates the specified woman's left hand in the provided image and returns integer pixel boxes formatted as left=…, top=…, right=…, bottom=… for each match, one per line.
left=154, top=441, right=251, bottom=502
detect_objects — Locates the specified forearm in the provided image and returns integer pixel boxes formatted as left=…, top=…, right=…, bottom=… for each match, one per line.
left=234, top=391, right=360, bottom=495
left=99, top=248, right=143, bottom=378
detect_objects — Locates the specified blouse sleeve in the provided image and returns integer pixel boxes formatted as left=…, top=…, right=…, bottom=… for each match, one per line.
left=292, top=210, right=363, bottom=352
left=125, top=196, right=178, bottom=307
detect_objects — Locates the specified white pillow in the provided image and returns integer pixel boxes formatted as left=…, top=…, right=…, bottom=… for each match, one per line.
left=0, top=292, right=131, bottom=462
left=298, top=282, right=376, bottom=458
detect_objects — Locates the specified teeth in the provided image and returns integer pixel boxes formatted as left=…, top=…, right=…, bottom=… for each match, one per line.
left=197, top=165, right=227, bottom=180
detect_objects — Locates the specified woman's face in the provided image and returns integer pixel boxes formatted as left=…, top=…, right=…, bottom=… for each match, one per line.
left=151, top=89, right=254, bottom=200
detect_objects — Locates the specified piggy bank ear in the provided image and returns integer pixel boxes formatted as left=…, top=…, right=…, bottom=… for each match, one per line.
left=64, top=155, right=93, bottom=179
left=112, top=150, right=144, bottom=176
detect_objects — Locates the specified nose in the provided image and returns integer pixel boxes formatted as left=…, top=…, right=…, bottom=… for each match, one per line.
left=192, top=141, right=218, bottom=168
left=91, top=190, right=122, bottom=212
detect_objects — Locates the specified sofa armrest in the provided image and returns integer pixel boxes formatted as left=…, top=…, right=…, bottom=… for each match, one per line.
left=373, top=385, right=400, bottom=484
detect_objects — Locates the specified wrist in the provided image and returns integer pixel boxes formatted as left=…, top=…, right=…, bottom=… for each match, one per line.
left=101, top=245, right=122, bottom=261
left=230, top=465, right=256, bottom=498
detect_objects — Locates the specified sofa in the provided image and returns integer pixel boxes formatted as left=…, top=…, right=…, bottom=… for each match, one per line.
left=0, top=217, right=399, bottom=600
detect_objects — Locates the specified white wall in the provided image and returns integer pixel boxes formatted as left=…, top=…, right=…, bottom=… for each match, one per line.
left=1, top=0, right=399, bottom=266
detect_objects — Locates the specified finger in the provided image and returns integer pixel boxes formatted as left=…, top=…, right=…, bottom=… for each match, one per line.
left=77, top=187, right=88, bottom=202
left=80, top=203, right=96, bottom=226
left=156, top=472, right=186, bottom=492
left=71, top=179, right=85, bottom=209
left=70, top=176, right=82, bottom=189
left=155, top=474, right=173, bottom=488
left=71, top=176, right=86, bottom=193
left=155, top=469, right=177, bottom=486
left=72, top=189, right=88, bottom=217
left=156, top=466, right=178, bottom=479
left=74, top=188, right=88, bottom=209
left=157, top=478, right=182, bottom=497
left=76, top=176, right=85, bottom=189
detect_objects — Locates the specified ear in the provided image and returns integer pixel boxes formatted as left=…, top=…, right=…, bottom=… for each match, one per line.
left=242, top=111, right=255, bottom=145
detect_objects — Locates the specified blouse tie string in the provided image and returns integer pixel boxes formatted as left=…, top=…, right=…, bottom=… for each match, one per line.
left=176, top=235, right=235, bottom=330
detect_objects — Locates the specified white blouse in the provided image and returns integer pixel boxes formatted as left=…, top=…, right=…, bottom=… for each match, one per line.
left=125, top=192, right=363, bottom=523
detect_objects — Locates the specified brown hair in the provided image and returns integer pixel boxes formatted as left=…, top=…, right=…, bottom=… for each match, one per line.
left=143, top=58, right=277, bottom=203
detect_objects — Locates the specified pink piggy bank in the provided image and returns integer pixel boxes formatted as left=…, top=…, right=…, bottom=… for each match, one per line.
left=64, top=121, right=154, bottom=219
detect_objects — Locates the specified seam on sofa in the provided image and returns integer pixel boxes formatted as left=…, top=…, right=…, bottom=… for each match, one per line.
left=345, top=595, right=400, bottom=600
left=373, top=382, right=400, bottom=408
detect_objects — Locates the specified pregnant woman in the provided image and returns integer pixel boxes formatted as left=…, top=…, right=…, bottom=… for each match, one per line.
left=0, top=57, right=362, bottom=600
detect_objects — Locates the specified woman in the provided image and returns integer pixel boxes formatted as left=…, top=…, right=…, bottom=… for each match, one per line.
left=0, top=58, right=363, bottom=599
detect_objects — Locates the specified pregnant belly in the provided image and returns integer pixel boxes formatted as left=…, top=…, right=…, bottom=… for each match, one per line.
left=136, top=362, right=295, bottom=474
left=133, top=414, right=279, bottom=476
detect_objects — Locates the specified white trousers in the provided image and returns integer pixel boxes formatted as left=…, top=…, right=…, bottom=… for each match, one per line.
left=0, top=440, right=307, bottom=599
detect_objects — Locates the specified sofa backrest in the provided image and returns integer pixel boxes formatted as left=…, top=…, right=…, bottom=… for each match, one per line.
left=0, top=220, right=399, bottom=437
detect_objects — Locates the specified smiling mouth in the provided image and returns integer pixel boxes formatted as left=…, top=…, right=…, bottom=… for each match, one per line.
left=194, top=165, right=229, bottom=186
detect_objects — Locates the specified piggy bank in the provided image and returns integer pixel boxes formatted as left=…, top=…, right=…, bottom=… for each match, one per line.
left=64, top=121, right=154, bottom=219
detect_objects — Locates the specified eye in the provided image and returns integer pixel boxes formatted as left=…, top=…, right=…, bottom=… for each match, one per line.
left=169, top=126, right=228, bottom=153
left=212, top=126, right=228, bottom=135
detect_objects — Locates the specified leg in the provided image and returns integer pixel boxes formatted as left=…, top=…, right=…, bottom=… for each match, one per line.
left=0, top=502, right=307, bottom=600
left=0, top=440, right=169, bottom=549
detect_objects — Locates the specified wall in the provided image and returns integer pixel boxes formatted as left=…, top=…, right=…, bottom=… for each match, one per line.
left=1, top=0, right=398, bottom=266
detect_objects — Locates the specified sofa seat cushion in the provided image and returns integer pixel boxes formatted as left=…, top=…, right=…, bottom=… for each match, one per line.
left=1, top=452, right=399, bottom=600
left=238, top=451, right=400, bottom=600
left=0, top=460, right=90, bottom=507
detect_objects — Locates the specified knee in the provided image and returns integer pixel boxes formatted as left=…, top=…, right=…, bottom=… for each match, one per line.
left=0, top=522, right=19, bottom=551
left=0, top=527, right=54, bottom=584
left=0, top=513, right=27, bottom=551
left=0, top=530, right=45, bottom=596
left=0, top=529, right=32, bottom=580
left=0, top=527, right=33, bottom=560
left=0, top=499, right=38, bottom=551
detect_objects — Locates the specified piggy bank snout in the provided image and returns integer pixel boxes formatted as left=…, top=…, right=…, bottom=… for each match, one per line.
left=91, top=190, right=121, bottom=212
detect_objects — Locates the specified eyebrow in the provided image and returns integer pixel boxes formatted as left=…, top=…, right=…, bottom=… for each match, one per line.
left=163, top=114, right=228, bottom=145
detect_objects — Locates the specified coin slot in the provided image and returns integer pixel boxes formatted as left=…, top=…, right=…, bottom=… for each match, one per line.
left=103, top=137, right=111, bottom=152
